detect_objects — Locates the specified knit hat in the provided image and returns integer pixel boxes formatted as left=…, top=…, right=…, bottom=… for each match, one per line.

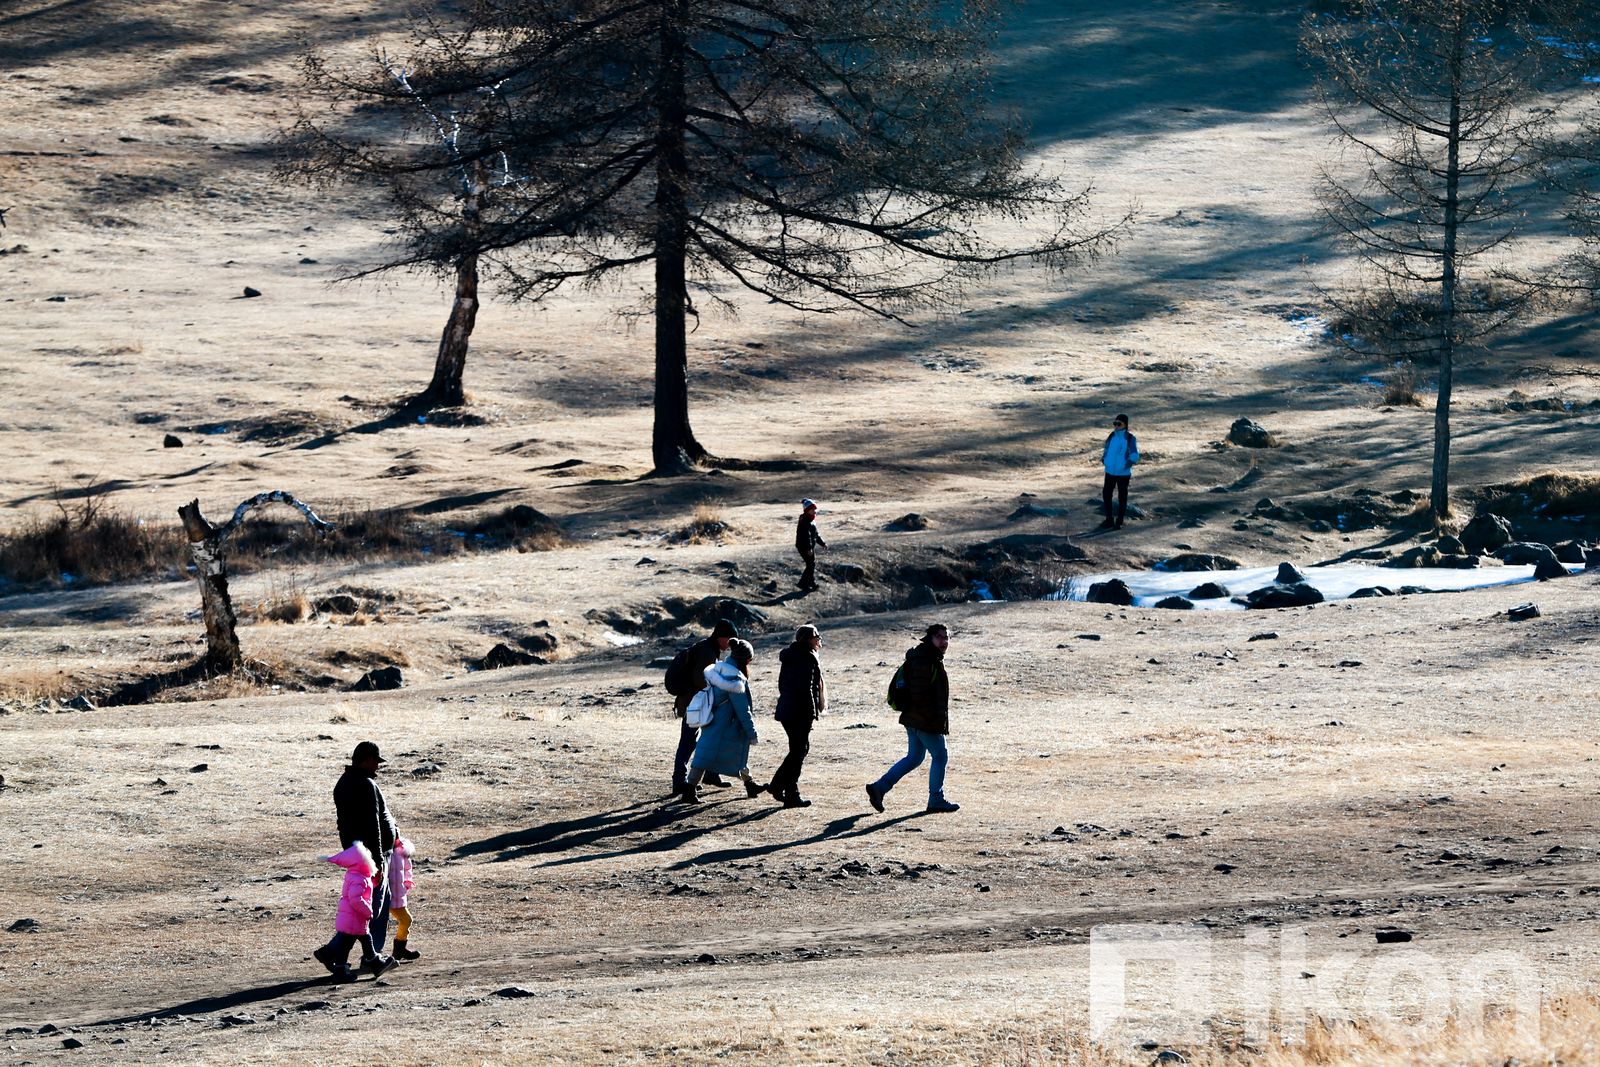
left=795, top=624, right=820, bottom=642
left=800, top=498, right=817, bottom=510
left=712, top=618, right=739, bottom=639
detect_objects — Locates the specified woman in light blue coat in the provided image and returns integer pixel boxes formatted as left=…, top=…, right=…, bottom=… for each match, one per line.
left=680, top=639, right=767, bottom=803
left=1099, top=412, right=1140, bottom=530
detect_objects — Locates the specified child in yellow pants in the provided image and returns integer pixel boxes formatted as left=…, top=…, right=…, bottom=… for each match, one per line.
left=387, top=836, right=420, bottom=961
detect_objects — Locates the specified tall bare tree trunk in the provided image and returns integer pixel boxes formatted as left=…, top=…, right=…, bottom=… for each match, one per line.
left=1431, top=31, right=1465, bottom=524
left=650, top=0, right=707, bottom=476
left=415, top=162, right=486, bottom=411
left=177, top=500, right=242, bottom=673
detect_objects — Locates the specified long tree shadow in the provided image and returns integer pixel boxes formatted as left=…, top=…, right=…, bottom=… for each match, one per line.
left=454, top=796, right=716, bottom=863
left=665, top=811, right=925, bottom=870
left=83, top=976, right=334, bottom=1029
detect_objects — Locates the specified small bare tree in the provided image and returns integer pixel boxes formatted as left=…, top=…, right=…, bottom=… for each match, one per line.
left=1306, top=0, right=1575, bottom=521
left=177, top=493, right=334, bottom=672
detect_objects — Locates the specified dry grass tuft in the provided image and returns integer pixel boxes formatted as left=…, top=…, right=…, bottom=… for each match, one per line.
left=1476, top=471, right=1600, bottom=520
left=1380, top=360, right=1425, bottom=407
left=252, top=576, right=310, bottom=624
left=0, top=493, right=186, bottom=589
left=0, top=667, right=79, bottom=708
left=674, top=503, right=735, bottom=544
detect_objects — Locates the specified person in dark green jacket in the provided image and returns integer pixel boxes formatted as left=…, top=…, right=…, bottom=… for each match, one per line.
left=866, top=624, right=959, bottom=814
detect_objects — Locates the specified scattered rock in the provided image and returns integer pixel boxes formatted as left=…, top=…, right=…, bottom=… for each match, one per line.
left=1076, top=633, right=1102, bottom=641
left=1227, top=417, right=1276, bottom=448
left=1154, top=596, right=1194, bottom=610
left=1348, top=586, right=1393, bottom=599
left=491, top=986, right=538, bottom=998
left=830, top=563, right=867, bottom=584
left=1008, top=503, right=1067, bottom=521
left=479, top=643, right=544, bottom=670
left=516, top=631, right=559, bottom=655
left=1245, top=582, right=1323, bottom=609
left=1158, top=553, right=1240, bottom=572
left=242, top=286, right=262, bottom=298
left=1553, top=540, right=1589, bottom=565
left=411, top=763, right=442, bottom=777
left=842, top=723, right=878, bottom=730
left=886, top=513, right=929, bottom=532
left=1188, top=581, right=1230, bottom=599
left=1435, top=534, right=1465, bottom=555
left=1497, top=541, right=1557, bottom=566
left=63, top=1037, right=84, bottom=1049
left=219, top=1013, right=256, bottom=1026
left=189, top=763, right=208, bottom=773
left=1459, top=513, right=1513, bottom=554
left=68, top=695, right=95, bottom=711
left=7, top=918, right=39, bottom=933
left=1274, top=562, right=1306, bottom=584
left=1248, top=631, right=1279, bottom=642
left=1213, top=863, right=1237, bottom=873
left=350, top=666, right=403, bottom=692
left=1507, top=603, right=1540, bottom=621
left=1375, top=929, right=1414, bottom=944
left=695, top=953, right=719, bottom=965
left=1436, top=553, right=1484, bottom=569
left=162, top=433, right=183, bottom=448
left=1383, top=546, right=1441, bottom=569
left=1176, top=516, right=1206, bottom=529
left=1085, top=579, right=1134, bottom=606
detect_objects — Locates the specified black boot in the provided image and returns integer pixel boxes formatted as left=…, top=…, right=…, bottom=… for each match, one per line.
left=745, top=777, right=767, bottom=799
left=680, top=785, right=701, bottom=804
left=393, top=939, right=420, bottom=962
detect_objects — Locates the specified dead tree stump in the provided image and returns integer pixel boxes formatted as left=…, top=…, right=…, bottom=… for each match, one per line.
left=177, top=493, right=334, bottom=673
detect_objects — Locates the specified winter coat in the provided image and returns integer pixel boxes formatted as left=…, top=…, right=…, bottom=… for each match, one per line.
left=673, top=637, right=726, bottom=715
left=1102, top=428, right=1140, bottom=478
left=326, top=842, right=378, bottom=936
left=387, top=837, right=415, bottom=910
left=796, top=513, right=826, bottom=556
left=895, top=639, right=950, bottom=736
left=775, top=643, right=823, bottom=724
left=334, top=765, right=397, bottom=871
left=690, top=660, right=758, bottom=774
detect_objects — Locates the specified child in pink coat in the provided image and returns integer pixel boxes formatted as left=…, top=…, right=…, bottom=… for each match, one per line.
left=312, top=842, right=395, bottom=981
left=387, top=836, right=421, bottom=961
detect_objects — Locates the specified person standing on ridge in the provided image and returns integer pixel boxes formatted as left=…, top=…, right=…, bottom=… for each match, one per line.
left=1100, top=413, right=1140, bottom=530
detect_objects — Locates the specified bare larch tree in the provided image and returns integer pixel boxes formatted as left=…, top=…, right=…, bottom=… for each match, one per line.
left=285, top=0, right=1122, bottom=474
left=1305, top=0, right=1575, bottom=521
left=177, top=493, right=334, bottom=672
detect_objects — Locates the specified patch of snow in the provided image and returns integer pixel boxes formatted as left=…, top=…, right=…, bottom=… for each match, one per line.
left=603, top=630, right=643, bottom=647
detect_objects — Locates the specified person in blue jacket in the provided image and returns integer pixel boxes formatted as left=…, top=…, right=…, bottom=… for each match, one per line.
left=680, top=639, right=767, bottom=804
left=1099, top=412, right=1140, bottom=530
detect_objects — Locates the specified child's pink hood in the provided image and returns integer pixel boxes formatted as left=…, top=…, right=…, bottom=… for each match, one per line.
left=325, top=841, right=377, bottom=877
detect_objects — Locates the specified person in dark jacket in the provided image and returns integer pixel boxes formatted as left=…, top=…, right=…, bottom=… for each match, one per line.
left=766, top=624, right=826, bottom=808
left=313, top=741, right=399, bottom=980
left=795, top=498, right=827, bottom=593
left=866, top=624, right=959, bottom=814
left=669, top=620, right=737, bottom=793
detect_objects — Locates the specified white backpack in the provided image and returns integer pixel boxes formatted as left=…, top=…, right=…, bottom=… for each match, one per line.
left=684, top=685, right=716, bottom=729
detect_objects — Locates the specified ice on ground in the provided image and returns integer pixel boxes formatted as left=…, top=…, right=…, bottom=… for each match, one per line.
left=1055, top=560, right=1581, bottom=610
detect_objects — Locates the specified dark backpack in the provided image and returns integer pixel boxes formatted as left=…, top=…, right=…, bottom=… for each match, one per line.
left=664, top=645, right=699, bottom=697
left=886, top=663, right=907, bottom=711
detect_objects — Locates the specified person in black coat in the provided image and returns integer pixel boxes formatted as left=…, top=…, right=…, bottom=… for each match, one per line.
left=866, top=624, right=959, bottom=814
left=314, top=741, right=399, bottom=980
left=766, top=624, right=825, bottom=808
left=668, top=619, right=737, bottom=793
left=795, top=499, right=827, bottom=592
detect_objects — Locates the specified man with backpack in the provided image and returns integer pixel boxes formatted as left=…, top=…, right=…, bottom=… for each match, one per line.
left=866, top=623, right=959, bottom=814
left=666, top=619, right=738, bottom=794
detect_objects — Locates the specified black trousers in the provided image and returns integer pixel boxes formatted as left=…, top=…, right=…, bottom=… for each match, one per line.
left=799, top=550, right=816, bottom=589
left=672, top=717, right=699, bottom=791
left=1102, top=474, right=1130, bottom=523
left=768, top=717, right=813, bottom=798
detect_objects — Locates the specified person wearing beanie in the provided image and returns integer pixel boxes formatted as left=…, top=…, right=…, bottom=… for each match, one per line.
left=866, top=623, right=960, bottom=814
left=1100, top=413, right=1140, bottom=530
left=680, top=639, right=767, bottom=803
left=664, top=619, right=738, bottom=794
left=767, top=624, right=825, bottom=808
left=795, top=499, right=828, bottom=593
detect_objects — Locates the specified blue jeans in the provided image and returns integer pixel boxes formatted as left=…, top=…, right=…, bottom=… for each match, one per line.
left=873, top=727, right=948, bottom=801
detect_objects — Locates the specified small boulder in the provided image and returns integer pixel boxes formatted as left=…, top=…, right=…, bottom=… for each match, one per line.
left=1154, top=596, right=1194, bottom=610
left=1459, top=512, right=1513, bottom=554
left=1245, top=582, right=1323, bottom=609
left=1375, top=929, right=1414, bottom=944
left=1498, top=541, right=1557, bottom=566
left=1534, top=555, right=1568, bottom=581
left=831, top=563, right=867, bottom=584
left=492, top=986, right=538, bottom=999
left=1553, top=540, right=1589, bottom=565
left=516, top=631, right=559, bottom=655
left=350, top=666, right=403, bottom=692
left=315, top=593, right=361, bottom=616
left=1008, top=502, right=1067, bottom=521
left=886, top=513, right=929, bottom=532
left=1227, top=417, right=1276, bottom=448
left=1507, top=603, right=1540, bottom=621
left=1588, top=547, right=1600, bottom=569
left=1188, top=581, right=1230, bottom=600
left=1176, top=516, right=1206, bottom=529
left=162, top=433, right=183, bottom=448
left=1436, top=553, right=1482, bottom=569
left=1085, top=579, right=1135, bottom=606
left=479, top=643, right=543, bottom=670
left=906, top=584, right=938, bottom=608
left=7, top=918, right=39, bottom=933
left=1435, top=534, right=1466, bottom=555
left=1157, top=553, right=1240, bottom=572
left=1383, top=546, right=1441, bottom=569
left=1274, top=562, right=1306, bottom=584
left=242, top=286, right=262, bottom=298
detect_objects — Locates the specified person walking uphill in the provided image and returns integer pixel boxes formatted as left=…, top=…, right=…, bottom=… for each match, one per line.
left=866, top=624, right=960, bottom=814
left=1100, top=413, right=1140, bottom=530
left=767, top=624, right=826, bottom=808
left=680, top=639, right=767, bottom=804
left=796, top=498, right=827, bottom=593
left=313, top=740, right=398, bottom=980
left=665, top=620, right=737, bottom=794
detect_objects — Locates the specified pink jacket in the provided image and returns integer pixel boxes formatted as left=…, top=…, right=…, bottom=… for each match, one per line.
left=387, top=836, right=415, bottom=910
left=326, top=842, right=378, bottom=936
